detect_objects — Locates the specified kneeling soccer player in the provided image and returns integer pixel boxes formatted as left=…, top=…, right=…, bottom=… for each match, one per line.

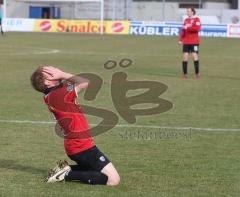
left=31, top=66, right=120, bottom=186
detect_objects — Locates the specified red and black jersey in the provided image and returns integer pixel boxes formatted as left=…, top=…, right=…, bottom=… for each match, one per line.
left=44, top=83, right=95, bottom=155
left=179, top=16, right=201, bottom=44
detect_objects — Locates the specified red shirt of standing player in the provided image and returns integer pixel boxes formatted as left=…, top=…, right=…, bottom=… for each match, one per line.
left=179, top=8, right=201, bottom=79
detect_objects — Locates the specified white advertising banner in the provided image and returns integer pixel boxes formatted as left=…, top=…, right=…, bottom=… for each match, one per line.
left=2, top=18, right=35, bottom=32
left=227, top=24, right=240, bottom=38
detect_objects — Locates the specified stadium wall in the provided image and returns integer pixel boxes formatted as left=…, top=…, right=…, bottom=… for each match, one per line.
left=5, top=1, right=240, bottom=24
left=130, top=2, right=240, bottom=23
left=130, top=2, right=179, bottom=22
left=5, top=1, right=29, bottom=18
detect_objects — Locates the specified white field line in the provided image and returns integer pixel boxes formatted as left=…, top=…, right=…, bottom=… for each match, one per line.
left=33, top=49, right=60, bottom=55
left=2, top=44, right=238, bottom=60
left=0, top=119, right=240, bottom=132
left=2, top=45, right=60, bottom=56
left=56, top=51, right=240, bottom=60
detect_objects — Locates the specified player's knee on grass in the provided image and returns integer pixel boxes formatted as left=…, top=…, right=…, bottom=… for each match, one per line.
left=101, top=162, right=120, bottom=186
left=107, top=173, right=120, bottom=186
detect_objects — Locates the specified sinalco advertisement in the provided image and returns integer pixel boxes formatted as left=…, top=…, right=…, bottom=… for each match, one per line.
left=34, top=19, right=130, bottom=35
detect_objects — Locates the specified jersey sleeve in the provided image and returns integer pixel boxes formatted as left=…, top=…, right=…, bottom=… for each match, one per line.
left=64, top=84, right=78, bottom=102
left=187, top=17, right=201, bottom=32
left=179, top=19, right=186, bottom=42
left=179, top=28, right=185, bottom=42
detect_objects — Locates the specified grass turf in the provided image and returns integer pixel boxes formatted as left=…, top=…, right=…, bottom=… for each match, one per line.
left=0, top=32, right=239, bottom=197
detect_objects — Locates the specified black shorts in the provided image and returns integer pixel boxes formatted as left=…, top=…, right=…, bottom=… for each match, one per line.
left=68, top=146, right=110, bottom=172
left=183, top=44, right=199, bottom=53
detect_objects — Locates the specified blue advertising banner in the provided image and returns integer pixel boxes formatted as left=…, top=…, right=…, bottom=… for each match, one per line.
left=199, top=24, right=227, bottom=37
left=130, top=21, right=227, bottom=38
left=130, top=21, right=180, bottom=36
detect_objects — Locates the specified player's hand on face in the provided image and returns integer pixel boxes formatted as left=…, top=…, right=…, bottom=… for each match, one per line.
left=42, top=66, right=65, bottom=81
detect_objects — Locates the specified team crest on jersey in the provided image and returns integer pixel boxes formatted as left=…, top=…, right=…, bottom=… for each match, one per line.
left=67, top=85, right=74, bottom=91
left=99, top=156, right=105, bottom=162
left=196, top=22, right=201, bottom=26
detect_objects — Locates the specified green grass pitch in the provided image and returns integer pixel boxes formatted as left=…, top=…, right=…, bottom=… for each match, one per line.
left=0, top=32, right=239, bottom=197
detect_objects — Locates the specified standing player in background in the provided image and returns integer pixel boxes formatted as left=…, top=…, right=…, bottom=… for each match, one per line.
left=179, top=8, right=201, bottom=79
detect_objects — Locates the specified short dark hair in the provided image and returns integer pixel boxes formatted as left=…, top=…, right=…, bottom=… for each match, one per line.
left=190, top=7, right=196, bottom=15
left=31, top=66, right=47, bottom=93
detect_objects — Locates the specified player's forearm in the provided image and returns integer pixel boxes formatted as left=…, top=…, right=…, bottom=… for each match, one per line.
left=187, top=24, right=201, bottom=32
left=62, top=72, right=89, bottom=86
left=179, top=31, right=185, bottom=41
left=62, top=72, right=74, bottom=80
left=187, top=28, right=200, bottom=32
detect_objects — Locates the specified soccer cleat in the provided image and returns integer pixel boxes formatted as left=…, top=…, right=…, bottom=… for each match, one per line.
left=195, top=74, right=200, bottom=80
left=48, top=160, right=68, bottom=175
left=182, top=74, right=188, bottom=79
left=57, top=160, right=69, bottom=169
left=46, top=165, right=70, bottom=183
left=46, top=160, right=71, bottom=183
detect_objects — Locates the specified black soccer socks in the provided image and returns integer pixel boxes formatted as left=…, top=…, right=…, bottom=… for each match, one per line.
left=182, top=61, right=188, bottom=75
left=194, top=60, right=199, bottom=74
left=65, top=170, right=108, bottom=185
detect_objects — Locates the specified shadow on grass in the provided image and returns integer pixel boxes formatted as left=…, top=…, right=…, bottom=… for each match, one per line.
left=0, top=159, right=46, bottom=175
